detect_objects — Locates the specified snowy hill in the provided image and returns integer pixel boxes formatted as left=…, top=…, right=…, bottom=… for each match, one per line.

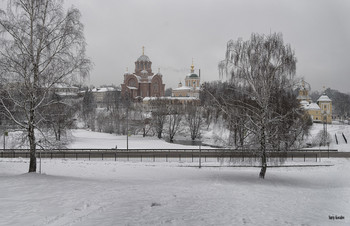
left=305, top=122, right=350, bottom=152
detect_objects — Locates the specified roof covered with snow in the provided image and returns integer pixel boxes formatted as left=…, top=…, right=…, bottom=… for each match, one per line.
left=317, top=94, right=332, bottom=102
left=53, top=84, right=79, bottom=89
left=173, top=86, right=191, bottom=91
left=300, top=100, right=309, bottom=105
left=143, top=96, right=199, bottom=101
left=303, top=103, right=321, bottom=110
left=92, top=87, right=117, bottom=93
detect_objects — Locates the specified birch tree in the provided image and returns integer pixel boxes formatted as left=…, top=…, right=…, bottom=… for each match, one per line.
left=0, top=0, right=90, bottom=172
left=218, top=33, right=298, bottom=178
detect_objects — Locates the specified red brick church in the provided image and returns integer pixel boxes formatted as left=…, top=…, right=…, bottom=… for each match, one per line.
left=121, top=47, right=165, bottom=99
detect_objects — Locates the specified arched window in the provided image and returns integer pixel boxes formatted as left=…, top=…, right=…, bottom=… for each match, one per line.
left=128, top=79, right=136, bottom=87
left=153, top=81, right=158, bottom=92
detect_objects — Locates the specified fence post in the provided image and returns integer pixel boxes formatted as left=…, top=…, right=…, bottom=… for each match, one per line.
left=153, top=155, right=155, bottom=162
left=89, top=152, right=91, bottom=161
left=115, top=153, right=117, bottom=161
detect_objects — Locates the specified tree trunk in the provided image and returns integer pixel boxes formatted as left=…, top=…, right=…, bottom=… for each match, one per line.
left=28, top=123, right=36, bottom=173
left=58, top=127, right=61, bottom=141
left=259, top=124, right=267, bottom=179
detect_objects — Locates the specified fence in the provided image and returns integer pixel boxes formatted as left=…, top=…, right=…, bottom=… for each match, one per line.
left=0, top=148, right=345, bottom=163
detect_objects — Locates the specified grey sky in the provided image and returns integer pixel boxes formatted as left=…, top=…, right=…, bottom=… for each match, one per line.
left=64, top=0, right=349, bottom=93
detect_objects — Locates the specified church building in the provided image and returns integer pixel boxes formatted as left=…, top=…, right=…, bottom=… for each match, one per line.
left=298, top=80, right=332, bottom=124
left=172, top=61, right=200, bottom=98
left=121, top=47, right=165, bottom=99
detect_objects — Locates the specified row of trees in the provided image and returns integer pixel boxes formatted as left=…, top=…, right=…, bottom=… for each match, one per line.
left=81, top=94, right=203, bottom=143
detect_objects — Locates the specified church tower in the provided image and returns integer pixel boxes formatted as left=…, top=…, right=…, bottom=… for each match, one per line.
left=317, top=91, right=332, bottom=124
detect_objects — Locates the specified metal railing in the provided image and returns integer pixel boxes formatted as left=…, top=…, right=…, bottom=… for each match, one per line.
left=0, top=148, right=347, bottom=162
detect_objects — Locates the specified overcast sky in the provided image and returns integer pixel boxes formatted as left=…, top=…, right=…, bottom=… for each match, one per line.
left=62, top=0, right=350, bottom=93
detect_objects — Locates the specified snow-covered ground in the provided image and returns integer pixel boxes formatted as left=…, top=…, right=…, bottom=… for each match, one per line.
left=305, top=122, right=350, bottom=152
left=1, top=127, right=350, bottom=225
left=67, top=129, right=212, bottom=149
left=0, top=158, right=349, bottom=226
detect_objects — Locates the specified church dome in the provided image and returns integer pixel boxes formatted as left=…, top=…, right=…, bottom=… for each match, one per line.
left=189, top=73, right=199, bottom=78
left=137, top=54, right=151, bottom=62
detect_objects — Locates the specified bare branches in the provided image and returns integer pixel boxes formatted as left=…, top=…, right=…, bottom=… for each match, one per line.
left=0, top=0, right=91, bottom=172
left=215, top=33, right=308, bottom=178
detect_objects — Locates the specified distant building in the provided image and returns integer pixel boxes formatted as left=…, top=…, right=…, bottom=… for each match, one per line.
left=172, top=61, right=200, bottom=98
left=298, top=81, right=332, bottom=124
left=52, top=83, right=79, bottom=98
left=143, top=96, right=200, bottom=106
left=91, top=86, right=120, bottom=108
left=121, top=47, right=165, bottom=99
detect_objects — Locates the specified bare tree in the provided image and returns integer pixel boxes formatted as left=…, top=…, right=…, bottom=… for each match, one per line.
left=43, top=92, right=79, bottom=141
left=218, top=33, right=298, bottom=178
left=185, top=102, right=202, bottom=141
left=0, top=0, right=91, bottom=172
left=167, top=100, right=182, bottom=143
left=81, top=89, right=96, bottom=130
left=149, top=98, right=168, bottom=139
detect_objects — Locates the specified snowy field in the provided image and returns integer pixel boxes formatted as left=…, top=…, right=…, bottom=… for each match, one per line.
left=0, top=128, right=350, bottom=225
left=67, top=129, right=212, bottom=150
left=0, top=158, right=349, bottom=226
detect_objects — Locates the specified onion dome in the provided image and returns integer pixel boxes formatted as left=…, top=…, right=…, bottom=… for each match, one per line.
left=137, top=54, right=151, bottom=62
left=156, top=68, right=163, bottom=77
